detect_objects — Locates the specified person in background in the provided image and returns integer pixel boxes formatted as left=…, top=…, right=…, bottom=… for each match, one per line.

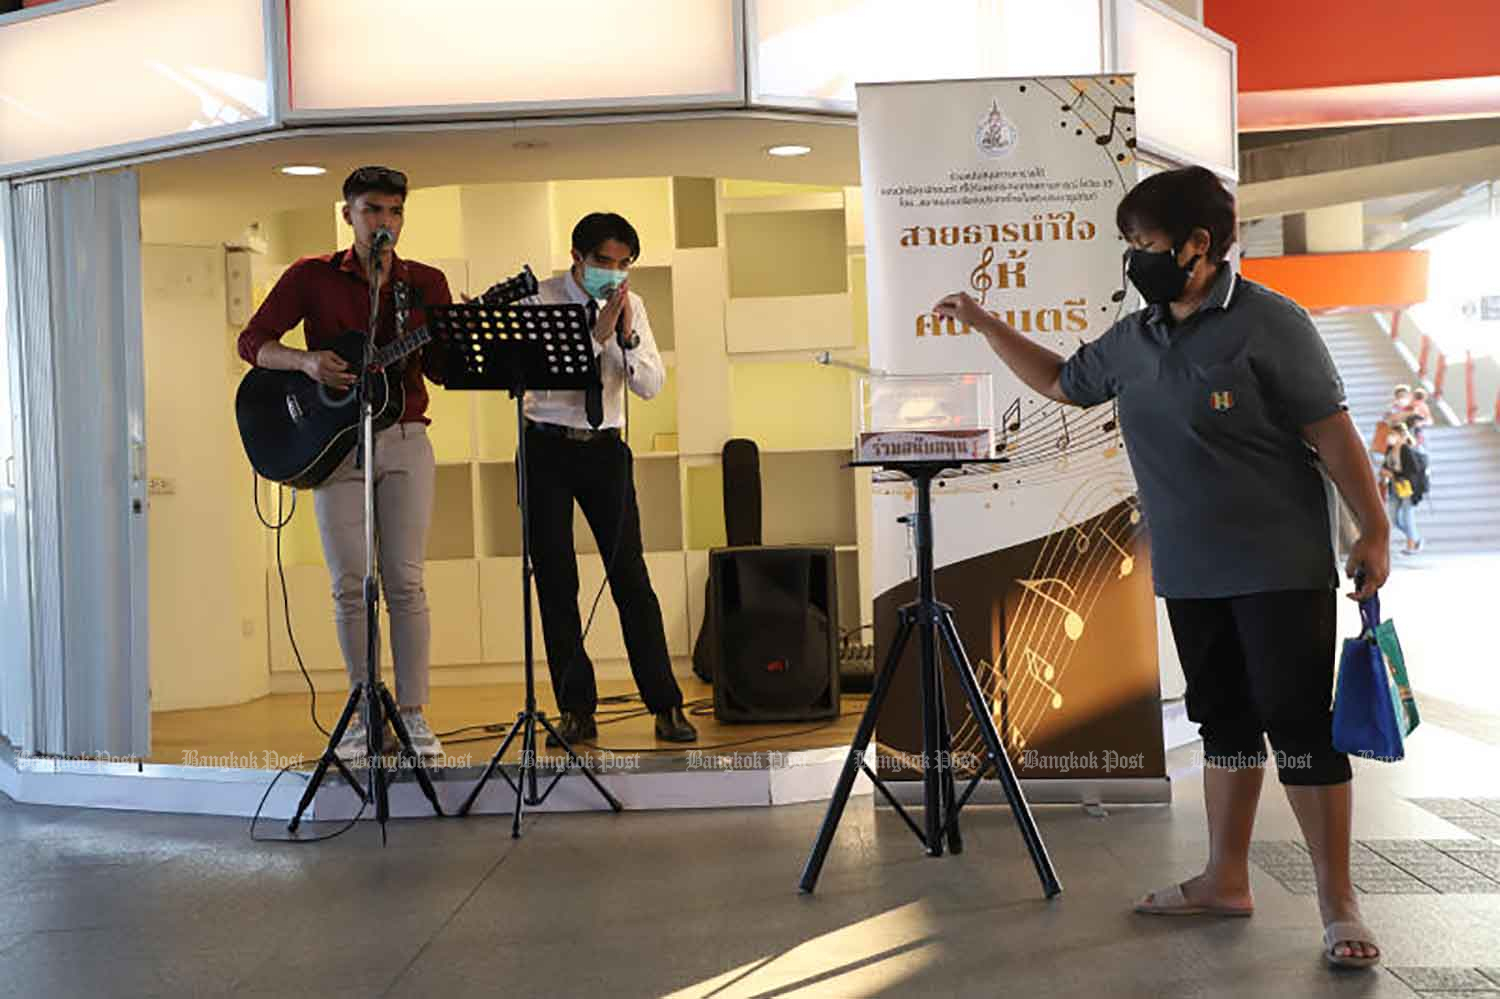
left=1408, top=388, right=1433, bottom=449
left=935, top=166, right=1388, bottom=968
left=1384, top=385, right=1413, bottom=424
left=1383, top=423, right=1425, bottom=554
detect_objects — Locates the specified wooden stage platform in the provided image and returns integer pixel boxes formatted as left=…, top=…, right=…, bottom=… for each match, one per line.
left=150, top=676, right=869, bottom=772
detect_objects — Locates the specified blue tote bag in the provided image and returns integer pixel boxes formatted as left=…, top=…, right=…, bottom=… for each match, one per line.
left=1332, top=593, right=1410, bottom=763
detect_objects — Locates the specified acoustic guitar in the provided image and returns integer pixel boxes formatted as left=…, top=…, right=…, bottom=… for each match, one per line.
left=235, top=266, right=537, bottom=488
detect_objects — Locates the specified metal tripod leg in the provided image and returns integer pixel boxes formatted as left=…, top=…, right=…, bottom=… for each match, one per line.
left=288, top=685, right=368, bottom=833
left=457, top=712, right=526, bottom=816
left=512, top=709, right=534, bottom=838
left=799, top=611, right=916, bottom=893
left=379, top=685, right=445, bottom=817
left=534, top=712, right=623, bottom=811
left=916, top=606, right=944, bottom=857
left=936, top=608, right=1061, bottom=897
left=929, top=623, right=963, bottom=856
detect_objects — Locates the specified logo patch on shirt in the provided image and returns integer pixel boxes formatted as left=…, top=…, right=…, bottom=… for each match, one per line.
left=1210, top=390, right=1235, bottom=412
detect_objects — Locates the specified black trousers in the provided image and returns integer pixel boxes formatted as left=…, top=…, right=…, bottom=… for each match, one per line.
left=524, top=427, right=683, bottom=716
left=1166, top=589, right=1351, bottom=786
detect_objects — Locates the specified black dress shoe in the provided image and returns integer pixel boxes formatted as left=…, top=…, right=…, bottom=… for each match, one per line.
left=546, top=711, right=597, bottom=749
left=654, top=705, right=698, bottom=743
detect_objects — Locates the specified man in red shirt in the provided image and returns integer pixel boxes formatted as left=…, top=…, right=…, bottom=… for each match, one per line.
left=238, top=166, right=451, bottom=761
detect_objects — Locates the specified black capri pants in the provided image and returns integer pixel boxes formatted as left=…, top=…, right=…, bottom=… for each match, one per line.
left=1166, top=588, right=1351, bottom=786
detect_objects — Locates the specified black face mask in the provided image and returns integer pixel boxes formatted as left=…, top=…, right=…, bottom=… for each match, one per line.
left=1125, top=245, right=1202, bottom=305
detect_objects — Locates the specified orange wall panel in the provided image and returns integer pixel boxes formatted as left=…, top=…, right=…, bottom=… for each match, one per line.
left=1205, top=0, right=1500, bottom=92
left=1241, top=251, right=1429, bottom=313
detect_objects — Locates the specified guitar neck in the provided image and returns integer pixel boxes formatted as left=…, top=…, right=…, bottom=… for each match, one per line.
left=374, top=325, right=431, bottom=368
left=479, top=264, right=539, bottom=307
left=367, top=266, right=536, bottom=369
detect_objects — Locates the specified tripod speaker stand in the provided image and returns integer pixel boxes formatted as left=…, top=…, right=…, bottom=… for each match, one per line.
left=799, top=459, right=1061, bottom=897
left=426, top=298, right=623, bottom=836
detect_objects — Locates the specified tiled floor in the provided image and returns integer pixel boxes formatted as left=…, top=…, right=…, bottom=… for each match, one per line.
left=2, top=554, right=1497, bottom=997
left=4, top=714, right=1500, bottom=998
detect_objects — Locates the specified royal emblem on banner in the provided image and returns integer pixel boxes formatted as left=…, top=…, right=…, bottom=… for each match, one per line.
left=975, top=99, right=1019, bottom=158
left=1210, top=390, right=1235, bottom=412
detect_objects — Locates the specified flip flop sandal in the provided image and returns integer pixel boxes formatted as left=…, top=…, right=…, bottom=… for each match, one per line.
left=1324, top=920, right=1381, bottom=969
left=1133, top=882, right=1254, bottom=917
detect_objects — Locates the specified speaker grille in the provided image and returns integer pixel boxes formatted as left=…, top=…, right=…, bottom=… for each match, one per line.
left=710, top=546, right=839, bottom=722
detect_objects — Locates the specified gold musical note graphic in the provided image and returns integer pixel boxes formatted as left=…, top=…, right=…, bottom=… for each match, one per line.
left=1108, top=487, right=1143, bottom=525
left=1017, top=577, right=1085, bottom=640
left=1094, top=104, right=1137, bottom=147
left=1055, top=410, right=1071, bottom=452
left=1070, top=525, right=1090, bottom=553
left=970, top=246, right=995, bottom=306
left=1100, top=528, right=1135, bottom=578
left=1000, top=398, right=1022, bottom=452
left=1010, top=723, right=1027, bottom=751
left=1021, top=646, right=1064, bottom=711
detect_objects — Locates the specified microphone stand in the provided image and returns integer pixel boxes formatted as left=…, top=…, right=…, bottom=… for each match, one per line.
left=287, top=233, right=444, bottom=841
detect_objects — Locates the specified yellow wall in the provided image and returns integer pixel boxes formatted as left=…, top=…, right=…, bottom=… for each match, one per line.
left=729, top=362, right=855, bottom=451
left=726, top=209, right=849, bottom=298
left=550, top=177, right=675, bottom=268
left=721, top=180, right=842, bottom=199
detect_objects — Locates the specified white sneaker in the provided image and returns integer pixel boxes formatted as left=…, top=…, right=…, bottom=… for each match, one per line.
left=334, top=720, right=372, bottom=763
left=399, top=708, right=443, bottom=760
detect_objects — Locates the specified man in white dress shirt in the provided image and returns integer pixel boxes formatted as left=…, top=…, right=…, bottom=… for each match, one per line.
left=527, top=212, right=696, bottom=745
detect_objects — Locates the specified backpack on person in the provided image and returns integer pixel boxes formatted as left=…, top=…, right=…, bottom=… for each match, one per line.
left=1406, top=446, right=1430, bottom=505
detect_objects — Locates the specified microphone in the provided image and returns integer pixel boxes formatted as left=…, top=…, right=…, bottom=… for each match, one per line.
left=612, top=285, right=639, bottom=350
left=371, top=227, right=394, bottom=251
left=614, top=306, right=631, bottom=350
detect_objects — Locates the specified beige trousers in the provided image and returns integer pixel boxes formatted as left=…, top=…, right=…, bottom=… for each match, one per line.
left=313, top=422, right=434, bottom=706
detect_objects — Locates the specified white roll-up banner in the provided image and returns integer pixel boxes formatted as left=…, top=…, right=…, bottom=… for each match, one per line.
left=859, top=75, right=1166, bottom=784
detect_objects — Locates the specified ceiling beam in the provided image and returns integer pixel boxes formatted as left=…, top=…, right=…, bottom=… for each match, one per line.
left=1238, top=144, right=1500, bottom=219
left=1240, top=118, right=1500, bottom=185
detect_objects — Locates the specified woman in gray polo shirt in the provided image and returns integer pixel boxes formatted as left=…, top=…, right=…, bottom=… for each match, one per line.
left=936, top=166, right=1389, bottom=969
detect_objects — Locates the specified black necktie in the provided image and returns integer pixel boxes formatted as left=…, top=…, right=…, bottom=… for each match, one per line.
left=584, top=300, right=604, bottom=429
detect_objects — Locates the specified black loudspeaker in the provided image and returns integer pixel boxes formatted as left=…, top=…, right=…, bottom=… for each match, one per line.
left=709, top=546, right=840, bottom=722
left=692, top=438, right=762, bottom=682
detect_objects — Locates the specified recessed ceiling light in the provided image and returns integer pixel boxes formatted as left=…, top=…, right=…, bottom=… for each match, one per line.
left=279, top=165, right=326, bottom=176
left=766, top=144, right=812, bottom=158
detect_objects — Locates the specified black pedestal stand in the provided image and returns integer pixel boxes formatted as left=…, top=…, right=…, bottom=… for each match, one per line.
left=426, top=299, right=623, bottom=837
left=799, top=459, right=1061, bottom=897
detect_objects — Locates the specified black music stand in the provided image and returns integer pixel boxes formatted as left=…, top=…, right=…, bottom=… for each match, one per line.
left=426, top=299, right=624, bottom=836
left=799, top=459, right=1061, bottom=897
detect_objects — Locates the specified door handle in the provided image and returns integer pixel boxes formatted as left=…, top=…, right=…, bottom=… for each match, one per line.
left=3, top=454, right=13, bottom=488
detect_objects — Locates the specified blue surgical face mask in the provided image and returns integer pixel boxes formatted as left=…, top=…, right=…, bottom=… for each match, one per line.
left=580, top=264, right=627, bottom=300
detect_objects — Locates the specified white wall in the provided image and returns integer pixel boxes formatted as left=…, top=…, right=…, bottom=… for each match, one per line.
left=141, top=244, right=269, bottom=710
